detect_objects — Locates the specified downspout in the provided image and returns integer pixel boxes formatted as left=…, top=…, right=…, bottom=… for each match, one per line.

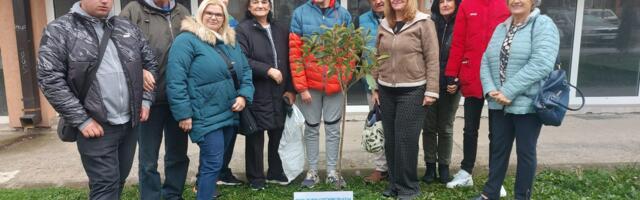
left=12, top=0, right=41, bottom=128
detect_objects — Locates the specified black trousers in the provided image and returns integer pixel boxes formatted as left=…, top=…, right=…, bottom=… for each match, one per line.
left=482, top=110, right=542, bottom=200
left=379, top=86, right=427, bottom=198
left=245, top=129, right=287, bottom=183
left=76, top=121, right=137, bottom=200
left=460, top=97, right=486, bottom=173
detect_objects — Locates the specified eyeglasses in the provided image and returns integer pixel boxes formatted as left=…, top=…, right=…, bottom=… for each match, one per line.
left=203, top=12, right=225, bottom=19
left=250, top=0, right=270, bottom=5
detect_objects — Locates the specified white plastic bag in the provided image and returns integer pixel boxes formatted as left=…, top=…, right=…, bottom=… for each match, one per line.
left=278, top=104, right=305, bottom=183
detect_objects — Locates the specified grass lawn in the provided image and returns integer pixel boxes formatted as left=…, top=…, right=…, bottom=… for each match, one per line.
left=0, top=167, right=638, bottom=200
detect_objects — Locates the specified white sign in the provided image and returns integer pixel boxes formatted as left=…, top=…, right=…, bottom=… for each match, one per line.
left=293, top=191, right=354, bottom=200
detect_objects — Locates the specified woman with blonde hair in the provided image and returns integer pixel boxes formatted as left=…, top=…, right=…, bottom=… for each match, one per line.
left=166, top=0, right=254, bottom=199
left=474, top=0, right=558, bottom=199
left=371, top=0, right=439, bottom=198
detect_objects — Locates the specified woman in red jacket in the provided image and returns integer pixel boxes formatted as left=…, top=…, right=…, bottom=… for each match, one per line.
left=443, top=0, right=510, bottom=194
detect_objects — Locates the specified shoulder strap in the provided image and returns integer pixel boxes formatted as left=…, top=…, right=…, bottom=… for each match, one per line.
left=213, top=46, right=240, bottom=89
left=80, top=22, right=113, bottom=102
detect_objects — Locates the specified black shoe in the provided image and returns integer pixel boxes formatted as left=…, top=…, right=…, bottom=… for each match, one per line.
left=217, top=174, right=243, bottom=186
left=249, top=180, right=266, bottom=191
left=438, top=163, right=451, bottom=183
left=382, top=187, right=397, bottom=198
left=421, top=162, right=437, bottom=184
left=266, top=175, right=290, bottom=186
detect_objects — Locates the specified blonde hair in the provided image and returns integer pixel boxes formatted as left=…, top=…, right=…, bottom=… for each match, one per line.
left=384, top=0, right=418, bottom=28
left=195, top=0, right=236, bottom=45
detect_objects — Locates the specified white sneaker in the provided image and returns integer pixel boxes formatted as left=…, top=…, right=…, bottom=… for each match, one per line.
left=500, top=185, right=507, bottom=197
left=446, top=170, right=473, bottom=188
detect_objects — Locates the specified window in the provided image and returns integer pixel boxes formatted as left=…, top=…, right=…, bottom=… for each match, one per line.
left=540, top=0, right=578, bottom=80
left=52, top=0, right=77, bottom=18
left=121, top=0, right=192, bottom=10
left=272, top=0, right=306, bottom=23
left=577, top=0, right=640, bottom=97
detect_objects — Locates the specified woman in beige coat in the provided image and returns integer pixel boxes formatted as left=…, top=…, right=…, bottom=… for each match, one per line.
left=371, top=0, right=440, bottom=199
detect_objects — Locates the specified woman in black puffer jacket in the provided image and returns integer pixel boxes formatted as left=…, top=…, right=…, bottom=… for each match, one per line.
left=235, top=0, right=296, bottom=190
left=421, top=0, right=462, bottom=185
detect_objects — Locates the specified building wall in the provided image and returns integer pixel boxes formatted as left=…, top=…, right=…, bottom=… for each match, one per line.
left=32, top=0, right=56, bottom=127
left=0, top=0, right=25, bottom=128
left=0, top=0, right=55, bottom=128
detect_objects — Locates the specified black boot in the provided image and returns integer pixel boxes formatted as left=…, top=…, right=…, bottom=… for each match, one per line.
left=421, top=162, right=437, bottom=184
left=438, top=163, right=451, bottom=183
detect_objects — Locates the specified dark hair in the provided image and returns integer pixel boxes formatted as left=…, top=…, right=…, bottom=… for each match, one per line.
left=244, top=0, right=274, bottom=22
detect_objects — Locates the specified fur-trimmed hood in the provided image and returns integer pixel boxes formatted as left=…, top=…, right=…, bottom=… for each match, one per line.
left=180, top=16, right=236, bottom=46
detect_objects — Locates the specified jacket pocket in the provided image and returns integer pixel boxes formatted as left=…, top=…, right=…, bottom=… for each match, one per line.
left=196, top=82, right=221, bottom=119
left=407, top=56, right=426, bottom=80
left=458, top=58, right=471, bottom=86
left=68, top=61, right=94, bottom=97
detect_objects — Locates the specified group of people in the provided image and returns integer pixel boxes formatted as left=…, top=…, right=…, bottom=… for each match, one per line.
left=36, top=0, right=559, bottom=200
left=364, top=0, right=558, bottom=199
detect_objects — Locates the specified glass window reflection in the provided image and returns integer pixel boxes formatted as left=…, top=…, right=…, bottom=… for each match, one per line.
left=577, top=0, right=640, bottom=97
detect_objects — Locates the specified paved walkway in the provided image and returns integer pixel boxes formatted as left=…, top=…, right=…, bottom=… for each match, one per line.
left=0, top=112, right=639, bottom=188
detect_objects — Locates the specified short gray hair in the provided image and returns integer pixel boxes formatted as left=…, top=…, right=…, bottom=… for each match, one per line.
left=533, top=0, right=541, bottom=7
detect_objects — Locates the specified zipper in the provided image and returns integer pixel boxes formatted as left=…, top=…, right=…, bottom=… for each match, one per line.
left=391, top=34, right=397, bottom=87
left=441, top=23, right=448, bottom=48
left=167, top=14, right=175, bottom=39
left=109, top=28, right=137, bottom=127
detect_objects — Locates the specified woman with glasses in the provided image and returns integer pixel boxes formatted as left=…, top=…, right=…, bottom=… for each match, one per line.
left=166, top=0, right=254, bottom=199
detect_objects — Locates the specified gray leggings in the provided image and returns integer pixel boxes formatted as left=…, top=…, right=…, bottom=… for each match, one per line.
left=298, top=90, right=344, bottom=172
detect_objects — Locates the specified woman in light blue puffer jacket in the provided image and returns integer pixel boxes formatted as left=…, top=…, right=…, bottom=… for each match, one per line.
left=474, top=0, right=559, bottom=199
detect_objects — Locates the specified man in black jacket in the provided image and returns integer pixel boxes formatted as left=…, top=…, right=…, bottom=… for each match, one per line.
left=37, top=0, right=157, bottom=199
left=120, top=1, right=190, bottom=199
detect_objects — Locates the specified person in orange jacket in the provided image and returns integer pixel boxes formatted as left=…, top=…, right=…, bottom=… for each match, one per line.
left=289, top=0, right=352, bottom=189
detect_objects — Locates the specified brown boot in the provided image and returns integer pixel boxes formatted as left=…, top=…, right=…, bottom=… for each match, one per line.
left=364, top=170, right=388, bottom=183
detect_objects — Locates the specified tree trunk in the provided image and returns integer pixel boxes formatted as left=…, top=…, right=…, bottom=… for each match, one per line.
left=336, top=91, right=348, bottom=189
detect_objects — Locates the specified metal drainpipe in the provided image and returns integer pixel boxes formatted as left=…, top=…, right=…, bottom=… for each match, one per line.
left=12, top=0, right=41, bottom=128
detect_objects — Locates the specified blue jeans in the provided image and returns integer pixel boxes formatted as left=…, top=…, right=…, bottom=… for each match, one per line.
left=482, top=110, right=542, bottom=200
left=138, top=105, right=189, bottom=200
left=196, top=126, right=234, bottom=200
left=219, top=129, right=237, bottom=179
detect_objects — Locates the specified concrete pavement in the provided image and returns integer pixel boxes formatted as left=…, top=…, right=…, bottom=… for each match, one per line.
left=0, top=112, right=639, bottom=188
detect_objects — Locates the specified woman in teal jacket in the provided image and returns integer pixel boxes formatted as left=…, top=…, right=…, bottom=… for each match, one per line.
left=166, top=0, right=253, bottom=199
left=475, top=0, right=559, bottom=199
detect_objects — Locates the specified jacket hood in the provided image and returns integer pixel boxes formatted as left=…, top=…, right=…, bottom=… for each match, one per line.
left=70, top=1, right=115, bottom=22
left=140, top=0, right=176, bottom=13
left=180, top=16, right=236, bottom=46
left=380, top=12, right=430, bottom=34
left=430, top=0, right=462, bottom=22
left=501, top=8, right=541, bottom=30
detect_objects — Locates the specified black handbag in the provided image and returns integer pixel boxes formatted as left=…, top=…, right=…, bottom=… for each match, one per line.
left=529, top=17, right=585, bottom=126
left=57, top=24, right=113, bottom=142
left=213, top=47, right=259, bottom=136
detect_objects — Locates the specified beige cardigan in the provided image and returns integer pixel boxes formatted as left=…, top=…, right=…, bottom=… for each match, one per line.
left=373, top=12, right=440, bottom=98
